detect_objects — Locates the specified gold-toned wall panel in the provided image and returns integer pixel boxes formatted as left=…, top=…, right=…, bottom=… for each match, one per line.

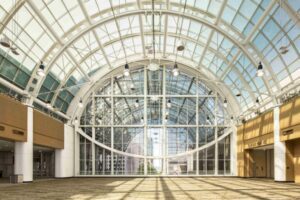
left=294, top=140, right=300, bottom=183
left=0, top=95, right=27, bottom=142
left=33, top=110, right=64, bottom=149
left=243, top=133, right=274, bottom=149
left=280, top=96, right=300, bottom=131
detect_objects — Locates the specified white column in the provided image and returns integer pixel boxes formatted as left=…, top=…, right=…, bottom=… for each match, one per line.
left=230, top=126, right=237, bottom=176
left=74, top=127, right=80, bottom=176
left=14, top=107, right=33, bottom=182
left=274, top=106, right=286, bottom=181
left=55, top=124, right=75, bottom=178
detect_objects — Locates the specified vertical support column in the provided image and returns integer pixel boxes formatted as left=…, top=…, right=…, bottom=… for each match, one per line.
left=92, top=92, right=95, bottom=175
left=55, top=124, right=75, bottom=178
left=230, top=126, right=237, bottom=176
left=143, top=65, right=147, bottom=175
left=274, top=106, right=286, bottom=181
left=214, top=95, right=218, bottom=175
left=14, top=106, right=33, bottom=182
left=74, top=127, right=80, bottom=176
left=196, top=77, right=199, bottom=175
left=111, top=77, right=114, bottom=175
left=162, top=65, right=166, bottom=175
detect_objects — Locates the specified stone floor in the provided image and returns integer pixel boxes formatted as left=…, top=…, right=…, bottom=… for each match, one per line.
left=0, top=177, right=300, bottom=200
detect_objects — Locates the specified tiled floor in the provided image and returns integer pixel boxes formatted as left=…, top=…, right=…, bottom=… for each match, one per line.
left=0, top=177, right=300, bottom=200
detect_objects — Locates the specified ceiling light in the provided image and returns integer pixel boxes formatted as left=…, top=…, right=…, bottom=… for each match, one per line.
left=37, top=61, right=46, bottom=77
left=257, top=62, right=264, bottom=77
left=279, top=46, right=289, bottom=54
left=223, top=98, right=228, bottom=108
left=164, top=115, right=168, bottom=123
left=46, top=101, right=52, bottom=109
left=172, top=63, right=179, bottom=77
left=97, top=116, right=102, bottom=124
left=135, top=99, right=139, bottom=108
left=148, top=62, right=160, bottom=71
left=78, top=99, right=83, bottom=108
left=141, top=116, right=144, bottom=123
left=176, top=39, right=185, bottom=51
left=206, top=116, right=210, bottom=123
left=167, top=99, right=171, bottom=108
left=256, top=98, right=260, bottom=106
left=74, top=117, right=78, bottom=124
left=10, top=46, right=19, bottom=55
left=124, top=63, right=130, bottom=77
left=130, top=83, right=135, bottom=90
left=0, top=35, right=10, bottom=48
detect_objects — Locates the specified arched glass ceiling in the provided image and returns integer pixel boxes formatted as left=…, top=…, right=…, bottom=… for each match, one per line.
left=0, top=0, right=299, bottom=117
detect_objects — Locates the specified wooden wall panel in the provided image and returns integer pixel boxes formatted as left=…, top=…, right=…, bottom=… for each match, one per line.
left=237, top=125, right=245, bottom=177
left=0, top=94, right=27, bottom=142
left=33, top=110, right=64, bottom=149
left=294, top=140, right=300, bottom=183
left=286, top=141, right=295, bottom=181
left=261, top=111, right=274, bottom=135
left=291, top=97, right=300, bottom=127
left=280, top=101, right=293, bottom=130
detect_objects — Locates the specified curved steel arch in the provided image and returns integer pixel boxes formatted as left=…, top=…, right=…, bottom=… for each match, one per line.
left=67, top=59, right=241, bottom=122
left=51, top=31, right=261, bottom=108
left=27, top=9, right=278, bottom=105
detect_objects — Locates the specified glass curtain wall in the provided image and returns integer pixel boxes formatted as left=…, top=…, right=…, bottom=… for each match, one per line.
left=79, top=66, right=232, bottom=176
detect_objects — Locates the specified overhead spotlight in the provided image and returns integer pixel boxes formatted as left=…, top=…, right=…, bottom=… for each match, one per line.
left=141, top=116, right=144, bottom=123
left=230, top=116, right=234, bottom=123
left=172, top=63, right=179, bottom=77
left=46, top=100, right=52, bottom=109
left=176, top=39, right=185, bottom=51
left=37, top=61, right=46, bottom=77
left=124, top=63, right=130, bottom=77
left=135, top=99, right=139, bottom=108
left=257, top=62, right=264, bottom=77
left=167, top=99, right=171, bottom=108
left=74, top=117, right=79, bottom=124
left=223, top=98, right=228, bottom=108
left=78, top=99, right=83, bottom=108
left=0, top=35, right=11, bottom=48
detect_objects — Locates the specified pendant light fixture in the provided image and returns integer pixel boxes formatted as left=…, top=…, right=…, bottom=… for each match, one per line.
left=172, top=63, right=179, bottom=76
left=124, top=63, right=130, bottom=77
left=74, top=117, right=78, bottom=124
left=135, top=99, right=139, bottom=108
left=206, top=116, right=210, bottom=123
left=141, top=116, right=144, bottom=123
left=223, top=98, right=228, bottom=108
left=37, top=61, right=46, bottom=77
left=256, top=98, right=260, bottom=107
left=278, top=0, right=289, bottom=55
left=0, top=35, right=11, bottom=48
left=46, top=100, right=52, bottom=109
left=167, top=99, right=172, bottom=108
left=147, top=0, right=160, bottom=72
left=257, top=62, right=264, bottom=77
left=78, top=98, right=83, bottom=108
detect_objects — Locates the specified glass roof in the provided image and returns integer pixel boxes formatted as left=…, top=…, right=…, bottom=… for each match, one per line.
left=0, top=0, right=299, bottom=117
